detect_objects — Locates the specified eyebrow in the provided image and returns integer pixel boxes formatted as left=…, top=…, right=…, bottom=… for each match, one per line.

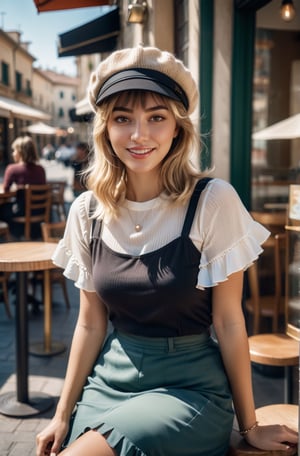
left=112, top=105, right=169, bottom=113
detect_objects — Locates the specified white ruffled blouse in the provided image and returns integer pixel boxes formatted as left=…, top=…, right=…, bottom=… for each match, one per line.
left=53, top=178, right=270, bottom=292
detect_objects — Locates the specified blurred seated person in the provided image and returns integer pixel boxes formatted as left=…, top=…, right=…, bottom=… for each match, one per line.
left=55, top=142, right=75, bottom=166
left=42, top=143, right=55, bottom=161
left=0, top=135, right=46, bottom=236
left=71, top=141, right=89, bottom=197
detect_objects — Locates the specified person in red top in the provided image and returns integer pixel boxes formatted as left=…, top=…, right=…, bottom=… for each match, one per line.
left=3, top=135, right=46, bottom=192
left=0, top=135, right=46, bottom=229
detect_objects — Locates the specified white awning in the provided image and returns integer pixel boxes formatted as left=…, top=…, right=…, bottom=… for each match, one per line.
left=75, top=97, right=91, bottom=116
left=252, top=113, right=300, bottom=140
left=22, top=122, right=58, bottom=135
left=0, top=96, right=50, bottom=121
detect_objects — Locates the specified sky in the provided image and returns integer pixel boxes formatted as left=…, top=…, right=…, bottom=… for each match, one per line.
left=0, top=0, right=110, bottom=76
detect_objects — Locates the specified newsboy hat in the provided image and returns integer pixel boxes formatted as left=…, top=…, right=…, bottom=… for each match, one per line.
left=88, top=45, right=198, bottom=115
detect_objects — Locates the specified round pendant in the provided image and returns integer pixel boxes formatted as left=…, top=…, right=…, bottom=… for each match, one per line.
left=135, top=224, right=142, bottom=232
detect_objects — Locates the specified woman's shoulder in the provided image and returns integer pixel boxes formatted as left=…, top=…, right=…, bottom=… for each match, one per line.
left=202, top=177, right=241, bottom=207
left=5, top=162, right=20, bottom=171
left=69, top=190, right=101, bottom=221
left=4, top=162, right=24, bottom=177
left=71, top=189, right=93, bottom=209
left=206, top=177, right=237, bottom=192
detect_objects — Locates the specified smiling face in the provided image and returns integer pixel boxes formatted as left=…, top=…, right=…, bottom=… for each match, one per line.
left=106, top=92, right=178, bottom=179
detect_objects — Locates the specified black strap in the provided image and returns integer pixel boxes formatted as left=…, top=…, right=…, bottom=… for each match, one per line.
left=88, top=194, right=97, bottom=217
left=181, top=177, right=212, bottom=236
left=90, top=178, right=212, bottom=241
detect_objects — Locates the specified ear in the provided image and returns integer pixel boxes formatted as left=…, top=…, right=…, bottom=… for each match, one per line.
left=174, top=125, right=179, bottom=138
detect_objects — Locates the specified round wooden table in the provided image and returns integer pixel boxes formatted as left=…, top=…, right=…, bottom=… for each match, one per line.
left=0, top=241, right=61, bottom=417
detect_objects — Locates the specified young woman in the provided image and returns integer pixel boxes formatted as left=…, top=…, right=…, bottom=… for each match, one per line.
left=2, top=135, right=46, bottom=193
left=36, top=46, right=298, bottom=456
left=0, top=135, right=46, bottom=227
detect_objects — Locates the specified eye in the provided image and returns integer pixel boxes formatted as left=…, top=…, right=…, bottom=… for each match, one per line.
left=114, top=116, right=130, bottom=123
left=150, top=115, right=165, bottom=122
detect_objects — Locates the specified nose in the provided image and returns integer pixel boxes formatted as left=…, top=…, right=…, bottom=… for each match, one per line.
left=130, top=120, right=149, bottom=142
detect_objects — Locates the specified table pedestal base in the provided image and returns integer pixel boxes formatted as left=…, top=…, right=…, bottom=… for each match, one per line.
left=29, top=341, right=66, bottom=357
left=0, top=391, right=54, bottom=417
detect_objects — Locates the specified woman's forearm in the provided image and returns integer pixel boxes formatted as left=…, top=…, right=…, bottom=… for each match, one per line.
left=54, top=317, right=107, bottom=421
left=53, top=289, right=108, bottom=421
left=215, top=321, right=257, bottom=431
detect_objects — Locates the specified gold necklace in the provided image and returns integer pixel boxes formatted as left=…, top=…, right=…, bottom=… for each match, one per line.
left=125, top=207, right=150, bottom=232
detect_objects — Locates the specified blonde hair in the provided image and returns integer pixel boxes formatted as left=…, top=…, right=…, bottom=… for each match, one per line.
left=85, top=92, right=206, bottom=216
left=11, top=136, right=39, bottom=164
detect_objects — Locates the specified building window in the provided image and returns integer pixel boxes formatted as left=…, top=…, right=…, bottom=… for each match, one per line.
left=1, top=62, right=9, bottom=86
left=58, top=107, right=64, bottom=117
left=15, top=71, right=22, bottom=93
left=72, top=93, right=76, bottom=101
left=25, top=80, right=32, bottom=97
left=174, top=0, right=189, bottom=65
left=60, top=91, right=64, bottom=99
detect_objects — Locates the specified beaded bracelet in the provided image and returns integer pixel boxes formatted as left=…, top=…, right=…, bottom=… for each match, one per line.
left=239, top=421, right=259, bottom=436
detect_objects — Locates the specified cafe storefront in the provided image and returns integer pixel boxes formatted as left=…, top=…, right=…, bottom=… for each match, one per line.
left=0, top=96, right=50, bottom=166
left=252, top=1, right=300, bottom=211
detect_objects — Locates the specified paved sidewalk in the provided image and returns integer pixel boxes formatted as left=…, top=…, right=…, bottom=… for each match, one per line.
left=0, top=280, right=79, bottom=456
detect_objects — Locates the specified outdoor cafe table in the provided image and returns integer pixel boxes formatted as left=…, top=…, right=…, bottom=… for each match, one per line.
left=0, top=185, right=16, bottom=205
left=0, top=241, right=61, bottom=417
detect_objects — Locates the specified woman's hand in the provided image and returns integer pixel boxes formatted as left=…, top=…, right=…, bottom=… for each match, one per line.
left=244, top=424, right=298, bottom=452
left=36, top=417, right=69, bottom=456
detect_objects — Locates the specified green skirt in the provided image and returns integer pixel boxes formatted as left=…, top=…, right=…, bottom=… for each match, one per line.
left=64, top=330, right=234, bottom=456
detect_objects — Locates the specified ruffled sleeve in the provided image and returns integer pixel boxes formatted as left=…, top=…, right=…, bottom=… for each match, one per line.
left=193, top=179, right=270, bottom=289
left=52, top=191, right=96, bottom=291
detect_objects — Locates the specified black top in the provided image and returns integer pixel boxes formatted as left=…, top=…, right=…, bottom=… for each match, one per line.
left=90, top=178, right=212, bottom=337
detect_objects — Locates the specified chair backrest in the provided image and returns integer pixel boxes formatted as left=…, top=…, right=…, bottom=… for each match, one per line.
left=246, top=232, right=286, bottom=333
left=41, top=221, right=66, bottom=243
left=14, top=184, right=52, bottom=240
left=250, top=211, right=286, bottom=237
left=49, top=181, right=66, bottom=221
left=0, top=221, right=10, bottom=241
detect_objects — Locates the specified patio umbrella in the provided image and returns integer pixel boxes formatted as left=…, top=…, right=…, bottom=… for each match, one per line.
left=252, top=113, right=300, bottom=140
left=23, top=122, right=57, bottom=135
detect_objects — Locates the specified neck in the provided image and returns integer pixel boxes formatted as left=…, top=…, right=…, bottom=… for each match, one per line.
left=126, top=173, right=162, bottom=202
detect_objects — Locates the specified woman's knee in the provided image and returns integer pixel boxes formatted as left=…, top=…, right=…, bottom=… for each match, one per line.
left=59, top=430, right=117, bottom=456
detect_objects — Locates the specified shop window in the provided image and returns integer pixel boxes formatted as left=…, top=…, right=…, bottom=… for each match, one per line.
left=174, top=0, right=189, bottom=65
left=252, top=25, right=300, bottom=211
left=1, top=61, right=9, bottom=86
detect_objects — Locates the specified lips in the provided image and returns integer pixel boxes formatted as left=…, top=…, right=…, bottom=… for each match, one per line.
left=127, top=147, right=154, bottom=156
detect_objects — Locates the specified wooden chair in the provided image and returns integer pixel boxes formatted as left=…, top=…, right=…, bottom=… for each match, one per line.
left=250, top=212, right=286, bottom=248
left=0, top=221, right=12, bottom=318
left=49, top=181, right=67, bottom=221
left=228, top=404, right=298, bottom=455
left=245, top=232, right=286, bottom=335
left=249, top=333, right=298, bottom=403
left=33, top=221, right=70, bottom=309
left=41, top=221, right=66, bottom=243
left=247, top=233, right=299, bottom=403
left=0, top=221, right=10, bottom=241
left=11, top=183, right=52, bottom=240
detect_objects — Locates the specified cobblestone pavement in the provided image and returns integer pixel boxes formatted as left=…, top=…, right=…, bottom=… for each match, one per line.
left=0, top=277, right=79, bottom=456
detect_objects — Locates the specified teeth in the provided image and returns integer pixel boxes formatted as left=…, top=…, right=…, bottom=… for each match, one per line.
left=129, top=149, right=152, bottom=155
